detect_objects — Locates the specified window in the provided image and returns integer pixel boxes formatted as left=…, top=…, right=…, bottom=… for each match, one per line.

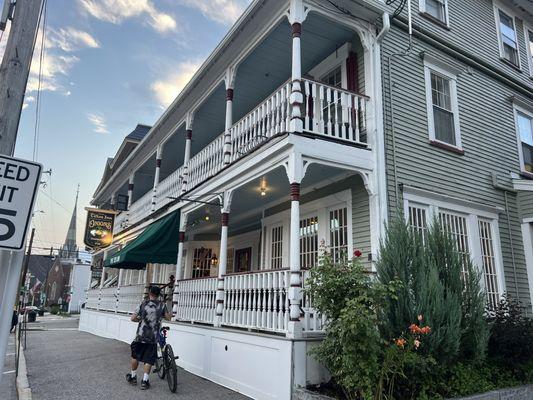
left=408, top=204, right=429, bottom=239
left=424, top=61, right=461, bottom=149
left=404, top=190, right=505, bottom=308
left=420, top=0, right=448, bottom=25
left=526, top=28, right=533, bottom=76
left=329, top=207, right=348, bottom=262
left=271, top=226, right=283, bottom=269
left=300, top=216, right=319, bottom=268
left=226, top=248, right=235, bottom=274
left=478, top=219, right=500, bottom=310
left=192, top=247, right=212, bottom=278
left=515, top=109, right=533, bottom=174
left=321, top=66, right=342, bottom=88
left=495, top=7, right=520, bottom=67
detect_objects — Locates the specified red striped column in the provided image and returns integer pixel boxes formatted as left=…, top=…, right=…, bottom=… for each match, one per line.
left=224, top=67, right=236, bottom=165
left=288, top=182, right=302, bottom=337
left=173, top=229, right=187, bottom=320
left=215, top=212, right=229, bottom=324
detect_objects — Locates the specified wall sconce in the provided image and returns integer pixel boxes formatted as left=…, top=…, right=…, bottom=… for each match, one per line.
left=260, top=177, right=267, bottom=197
left=210, top=254, right=218, bottom=266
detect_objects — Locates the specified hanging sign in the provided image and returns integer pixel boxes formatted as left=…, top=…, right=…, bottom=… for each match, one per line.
left=84, top=208, right=116, bottom=249
left=0, top=155, right=42, bottom=250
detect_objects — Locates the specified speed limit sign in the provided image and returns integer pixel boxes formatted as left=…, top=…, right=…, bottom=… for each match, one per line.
left=0, top=155, right=41, bottom=250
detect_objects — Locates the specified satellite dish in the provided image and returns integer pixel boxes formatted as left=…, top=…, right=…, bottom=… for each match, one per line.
left=0, top=0, right=12, bottom=32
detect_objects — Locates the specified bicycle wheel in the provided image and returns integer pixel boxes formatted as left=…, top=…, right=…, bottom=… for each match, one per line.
left=165, top=345, right=178, bottom=393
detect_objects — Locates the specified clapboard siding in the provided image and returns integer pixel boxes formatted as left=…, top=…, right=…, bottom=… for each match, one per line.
left=381, top=25, right=531, bottom=307
left=518, top=191, right=533, bottom=220
left=382, top=0, right=533, bottom=90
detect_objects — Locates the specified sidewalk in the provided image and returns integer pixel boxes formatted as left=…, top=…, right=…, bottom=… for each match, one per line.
left=0, top=332, right=17, bottom=400
left=24, top=316, right=248, bottom=399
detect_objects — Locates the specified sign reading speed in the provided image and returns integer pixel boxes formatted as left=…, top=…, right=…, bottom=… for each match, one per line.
left=0, top=155, right=42, bottom=251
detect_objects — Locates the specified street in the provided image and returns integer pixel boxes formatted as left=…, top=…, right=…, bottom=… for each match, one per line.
left=20, top=316, right=248, bottom=400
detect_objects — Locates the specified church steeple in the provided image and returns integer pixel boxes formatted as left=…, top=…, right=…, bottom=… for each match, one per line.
left=60, top=185, right=79, bottom=259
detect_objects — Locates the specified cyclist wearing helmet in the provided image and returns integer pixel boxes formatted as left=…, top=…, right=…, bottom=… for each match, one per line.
left=126, top=285, right=171, bottom=389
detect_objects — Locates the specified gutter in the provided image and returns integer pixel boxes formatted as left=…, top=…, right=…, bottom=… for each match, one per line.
left=376, top=12, right=390, bottom=44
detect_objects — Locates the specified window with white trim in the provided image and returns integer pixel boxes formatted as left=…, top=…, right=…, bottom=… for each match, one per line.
left=404, top=194, right=504, bottom=308
left=514, top=108, right=533, bottom=174
left=495, top=6, right=520, bottom=67
left=300, top=216, right=319, bottom=268
left=526, top=27, right=533, bottom=76
left=478, top=219, right=500, bottom=310
left=420, top=0, right=449, bottom=25
left=424, top=61, right=462, bottom=148
left=329, top=206, right=349, bottom=262
left=271, top=226, right=283, bottom=269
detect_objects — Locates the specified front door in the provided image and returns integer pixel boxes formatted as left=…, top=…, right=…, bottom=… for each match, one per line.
left=234, top=248, right=252, bottom=273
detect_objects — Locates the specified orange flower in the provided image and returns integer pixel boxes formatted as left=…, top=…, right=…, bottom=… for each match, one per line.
left=420, top=326, right=431, bottom=335
left=395, top=338, right=406, bottom=348
left=409, top=324, right=422, bottom=334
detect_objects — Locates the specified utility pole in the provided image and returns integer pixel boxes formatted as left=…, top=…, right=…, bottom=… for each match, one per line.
left=0, top=0, right=44, bottom=155
left=0, top=0, right=44, bottom=380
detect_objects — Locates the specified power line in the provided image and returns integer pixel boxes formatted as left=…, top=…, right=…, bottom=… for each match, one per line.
left=32, top=0, right=47, bottom=161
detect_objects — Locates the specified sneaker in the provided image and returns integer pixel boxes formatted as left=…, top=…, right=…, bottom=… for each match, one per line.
left=126, top=373, right=137, bottom=385
left=141, top=380, right=150, bottom=390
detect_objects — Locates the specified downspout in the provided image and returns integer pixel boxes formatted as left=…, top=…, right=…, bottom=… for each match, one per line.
left=492, top=172, right=519, bottom=297
left=376, top=12, right=390, bottom=44
left=386, top=20, right=413, bottom=209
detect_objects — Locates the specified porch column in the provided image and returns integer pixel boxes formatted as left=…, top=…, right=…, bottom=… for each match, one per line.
left=284, top=151, right=306, bottom=338
left=181, top=112, right=194, bottom=195
left=215, top=190, right=233, bottom=326
left=224, top=67, right=237, bottom=165
left=288, top=0, right=307, bottom=134
left=127, top=175, right=134, bottom=209
left=173, top=213, right=188, bottom=319
left=110, top=192, right=116, bottom=210
left=151, top=145, right=163, bottom=212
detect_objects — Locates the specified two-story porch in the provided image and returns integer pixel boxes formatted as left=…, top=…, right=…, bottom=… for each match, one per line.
left=83, top=0, right=390, bottom=398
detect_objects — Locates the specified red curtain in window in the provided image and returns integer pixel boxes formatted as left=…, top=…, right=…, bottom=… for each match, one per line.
left=346, top=51, right=359, bottom=92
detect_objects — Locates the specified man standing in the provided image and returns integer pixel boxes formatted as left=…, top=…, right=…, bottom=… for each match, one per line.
left=126, top=285, right=171, bottom=389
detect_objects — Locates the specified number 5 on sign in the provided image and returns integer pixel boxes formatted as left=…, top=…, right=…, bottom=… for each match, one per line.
left=0, top=155, right=41, bottom=251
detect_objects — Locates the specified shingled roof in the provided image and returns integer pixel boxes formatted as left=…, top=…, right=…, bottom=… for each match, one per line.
left=27, top=255, right=56, bottom=284
left=126, top=124, right=151, bottom=142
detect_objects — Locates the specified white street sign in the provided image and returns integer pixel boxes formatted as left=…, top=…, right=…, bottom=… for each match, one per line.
left=0, top=155, right=41, bottom=250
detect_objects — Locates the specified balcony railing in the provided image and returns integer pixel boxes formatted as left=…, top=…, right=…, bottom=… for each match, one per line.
left=116, top=79, right=369, bottom=232
left=173, top=276, right=218, bottom=324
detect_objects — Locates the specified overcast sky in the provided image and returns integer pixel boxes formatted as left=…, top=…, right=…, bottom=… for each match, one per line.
left=0, top=0, right=250, bottom=254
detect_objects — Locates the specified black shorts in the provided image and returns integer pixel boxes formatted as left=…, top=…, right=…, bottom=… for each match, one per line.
left=130, top=341, right=157, bottom=365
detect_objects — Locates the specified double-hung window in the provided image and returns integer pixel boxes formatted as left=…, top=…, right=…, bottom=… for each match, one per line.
left=424, top=59, right=462, bottom=149
left=404, top=190, right=505, bottom=310
left=514, top=107, right=533, bottom=174
left=495, top=6, right=520, bottom=67
left=420, top=0, right=449, bottom=26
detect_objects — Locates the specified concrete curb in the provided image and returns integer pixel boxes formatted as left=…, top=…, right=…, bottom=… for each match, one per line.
left=15, top=336, right=32, bottom=400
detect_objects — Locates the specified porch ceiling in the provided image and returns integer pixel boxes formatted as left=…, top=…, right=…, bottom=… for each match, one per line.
left=190, top=12, right=361, bottom=159
left=160, top=125, right=185, bottom=181
left=185, top=163, right=358, bottom=237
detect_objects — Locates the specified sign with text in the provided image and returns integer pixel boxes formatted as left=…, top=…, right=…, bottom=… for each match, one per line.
left=0, top=155, right=42, bottom=250
left=84, top=208, right=116, bottom=249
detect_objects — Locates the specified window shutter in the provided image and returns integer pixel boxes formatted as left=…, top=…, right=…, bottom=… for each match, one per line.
left=346, top=51, right=358, bottom=92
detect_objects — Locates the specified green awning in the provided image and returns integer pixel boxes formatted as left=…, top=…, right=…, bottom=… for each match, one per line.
left=104, top=210, right=180, bottom=269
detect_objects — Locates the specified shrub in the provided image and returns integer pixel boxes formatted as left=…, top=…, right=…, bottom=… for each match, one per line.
left=487, top=295, right=533, bottom=367
left=376, top=217, right=488, bottom=364
left=50, top=305, right=59, bottom=315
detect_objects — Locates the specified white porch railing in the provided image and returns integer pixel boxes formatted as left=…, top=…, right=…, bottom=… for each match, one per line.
left=127, top=190, right=153, bottom=226
left=154, top=166, right=184, bottom=210
left=99, top=286, right=118, bottom=312
left=116, top=284, right=146, bottom=314
left=222, top=269, right=290, bottom=333
left=85, top=289, right=100, bottom=310
left=185, top=134, right=225, bottom=191
left=173, top=277, right=218, bottom=324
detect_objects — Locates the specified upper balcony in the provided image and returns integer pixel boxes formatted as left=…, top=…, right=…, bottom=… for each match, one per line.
left=91, top=0, right=387, bottom=235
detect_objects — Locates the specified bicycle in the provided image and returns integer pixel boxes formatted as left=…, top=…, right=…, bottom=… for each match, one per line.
left=153, top=326, right=178, bottom=393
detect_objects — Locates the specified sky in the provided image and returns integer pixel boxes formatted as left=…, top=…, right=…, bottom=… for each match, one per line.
left=0, top=0, right=250, bottom=255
